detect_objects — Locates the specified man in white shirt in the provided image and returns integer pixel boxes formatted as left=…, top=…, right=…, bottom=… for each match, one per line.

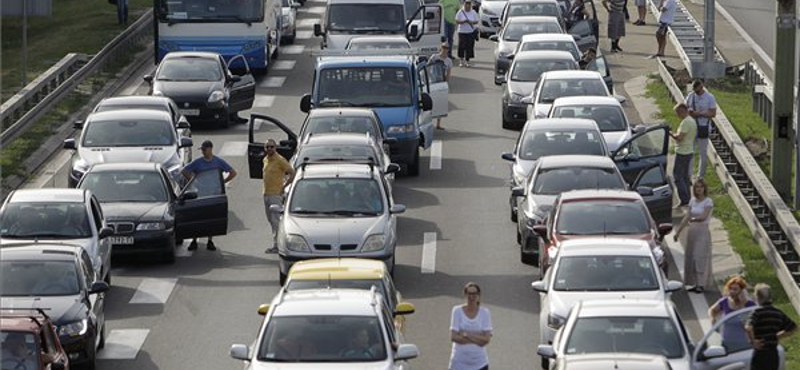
left=650, top=0, right=676, bottom=58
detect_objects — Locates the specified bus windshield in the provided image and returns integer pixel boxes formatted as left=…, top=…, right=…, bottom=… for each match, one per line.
left=328, top=4, right=406, bottom=32
left=157, top=0, right=265, bottom=23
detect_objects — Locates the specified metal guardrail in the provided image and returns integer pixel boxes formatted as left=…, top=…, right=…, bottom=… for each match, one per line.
left=658, top=60, right=800, bottom=314
left=0, top=9, right=154, bottom=147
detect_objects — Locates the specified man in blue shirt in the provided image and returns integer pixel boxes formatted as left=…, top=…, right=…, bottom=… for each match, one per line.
left=182, top=140, right=237, bottom=251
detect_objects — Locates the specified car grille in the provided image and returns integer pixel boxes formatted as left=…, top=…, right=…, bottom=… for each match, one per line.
left=314, top=244, right=332, bottom=250
left=109, top=222, right=135, bottom=234
left=313, top=244, right=359, bottom=251
left=340, top=244, right=357, bottom=251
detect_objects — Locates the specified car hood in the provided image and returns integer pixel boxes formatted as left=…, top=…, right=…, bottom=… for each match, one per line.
left=547, top=290, right=664, bottom=320
left=284, top=215, right=386, bottom=248
left=508, top=80, right=538, bottom=98
left=481, top=1, right=507, bottom=15
left=77, top=146, right=178, bottom=167
left=0, top=296, right=87, bottom=325
left=372, top=106, right=414, bottom=129
left=100, top=202, right=169, bottom=222
left=602, top=130, right=631, bottom=153
left=0, top=237, right=101, bottom=271
left=153, top=80, right=223, bottom=101
left=248, top=360, right=390, bottom=370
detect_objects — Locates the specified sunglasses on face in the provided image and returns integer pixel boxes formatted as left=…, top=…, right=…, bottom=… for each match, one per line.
left=265, top=145, right=276, bottom=149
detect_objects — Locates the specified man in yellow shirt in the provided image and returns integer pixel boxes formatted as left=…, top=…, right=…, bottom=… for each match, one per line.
left=263, top=139, right=295, bottom=253
left=670, top=103, right=696, bottom=208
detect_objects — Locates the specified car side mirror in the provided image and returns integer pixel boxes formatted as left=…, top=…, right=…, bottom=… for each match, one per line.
left=507, top=54, right=515, bottom=60
left=636, top=186, right=654, bottom=196
left=497, top=74, right=507, bottom=84
left=179, top=191, right=198, bottom=201
left=291, top=2, right=301, bottom=8
left=658, top=223, right=673, bottom=236
left=701, top=346, right=727, bottom=360
left=537, top=344, right=556, bottom=359
left=387, top=163, right=401, bottom=174
left=533, top=224, right=548, bottom=239
left=73, top=120, right=84, bottom=129
left=632, top=125, right=646, bottom=134
left=488, top=35, right=498, bottom=42
left=408, top=25, right=420, bottom=39
left=313, top=24, right=323, bottom=37
left=230, top=75, right=242, bottom=83
left=614, top=94, right=627, bottom=104
left=572, top=34, right=581, bottom=41
left=665, top=280, right=683, bottom=292
left=257, top=303, right=270, bottom=315
left=89, top=281, right=110, bottom=294
left=63, top=138, right=77, bottom=150
left=511, top=186, right=524, bottom=197
left=394, top=302, right=416, bottom=316
left=229, top=344, right=250, bottom=361
left=531, top=280, right=547, bottom=293
left=300, top=94, right=312, bottom=113
left=98, top=226, right=114, bottom=239
left=143, top=75, right=153, bottom=83
left=177, top=118, right=191, bottom=129
left=501, top=152, right=516, bottom=162
left=520, top=96, right=533, bottom=104
left=394, top=344, right=420, bottom=361
left=383, top=137, right=398, bottom=145
left=270, top=204, right=285, bottom=214
left=420, top=93, right=433, bottom=111
left=390, top=204, right=406, bottom=214
left=179, top=137, right=193, bottom=148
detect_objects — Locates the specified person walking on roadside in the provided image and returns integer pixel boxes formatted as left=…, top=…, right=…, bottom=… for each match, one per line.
left=708, top=276, right=756, bottom=349
left=450, top=282, right=493, bottom=370
left=670, top=102, right=696, bottom=207
left=263, top=139, right=295, bottom=253
left=746, top=284, right=797, bottom=370
left=429, top=43, right=453, bottom=130
left=182, top=140, right=238, bottom=251
left=632, top=0, right=647, bottom=25
left=602, top=0, right=626, bottom=52
left=649, top=0, right=676, bottom=58
left=673, top=178, right=713, bottom=293
left=455, top=0, right=480, bottom=67
left=685, top=79, right=717, bottom=179
left=440, top=0, right=461, bottom=58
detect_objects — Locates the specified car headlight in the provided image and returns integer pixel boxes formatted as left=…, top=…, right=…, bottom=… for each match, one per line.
left=362, top=234, right=386, bottom=252
left=71, top=161, right=89, bottom=180
left=547, top=313, right=566, bottom=329
left=482, top=8, right=496, bottom=16
left=58, top=319, right=88, bottom=337
left=208, top=90, right=225, bottom=103
left=510, top=92, right=525, bottom=103
left=512, top=166, right=527, bottom=187
left=387, top=123, right=415, bottom=133
left=137, top=222, right=165, bottom=231
left=284, top=234, right=310, bottom=252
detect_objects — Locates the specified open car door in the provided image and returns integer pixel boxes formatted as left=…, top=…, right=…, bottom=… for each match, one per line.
left=226, top=55, right=256, bottom=113
left=565, top=0, right=598, bottom=52
left=427, top=60, right=449, bottom=119
left=247, top=113, right=298, bottom=179
left=612, top=124, right=669, bottom=185
left=175, top=169, right=229, bottom=239
left=406, top=4, right=444, bottom=54
left=417, top=61, right=435, bottom=149
left=631, top=163, right=673, bottom=225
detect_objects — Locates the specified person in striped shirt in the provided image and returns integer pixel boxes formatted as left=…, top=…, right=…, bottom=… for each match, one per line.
left=745, top=284, right=797, bottom=370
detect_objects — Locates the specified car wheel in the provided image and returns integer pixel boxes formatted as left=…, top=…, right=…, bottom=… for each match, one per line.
left=516, top=225, right=522, bottom=245
left=541, top=356, right=549, bottom=369
left=389, top=257, right=396, bottom=278
left=85, top=337, right=97, bottom=370
left=103, top=269, right=111, bottom=286
left=279, top=271, right=287, bottom=285
left=162, top=240, right=176, bottom=264
left=407, top=147, right=420, bottom=177
left=288, top=28, right=296, bottom=44
left=218, top=110, right=231, bottom=129
left=510, top=203, right=518, bottom=223
left=502, top=111, right=513, bottom=130
left=521, top=237, right=538, bottom=266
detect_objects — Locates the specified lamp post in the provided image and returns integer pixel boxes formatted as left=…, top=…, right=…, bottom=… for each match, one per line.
left=772, top=0, right=796, bottom=201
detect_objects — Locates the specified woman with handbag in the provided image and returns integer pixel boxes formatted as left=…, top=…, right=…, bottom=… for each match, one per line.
left=455, top=0, right=480, bottom=67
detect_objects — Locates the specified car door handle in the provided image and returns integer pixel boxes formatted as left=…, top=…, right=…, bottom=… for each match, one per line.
left=659, top=189, right=671, bottom=197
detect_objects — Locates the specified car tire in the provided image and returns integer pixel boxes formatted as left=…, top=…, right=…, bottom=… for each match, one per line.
left=85, top=337, right=97, bottom=370
left=510, top=204, right=518, bottom=223
left=162, top=241, right=176, bottom=264
left=407, top=147, right=420, bottom=177
left=218, top=110, right=231, bottom=129
left=521, top=237, right=538, bottom=266
left=502, top=111, right=513, bottom=130
left=103, top=269, right=111, bottom=286
left=389, top=256, right=396, bottom=278
left=516, top=225, right=522, bottom=245
left=279, top=271, right=287, bottom=285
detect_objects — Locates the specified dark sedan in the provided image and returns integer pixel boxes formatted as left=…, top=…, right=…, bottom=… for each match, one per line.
left=144, top=52, right=256, bottom=128
left=77, top=163, right=229, bottom=263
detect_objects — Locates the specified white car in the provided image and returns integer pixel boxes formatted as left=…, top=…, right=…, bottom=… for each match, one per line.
left=538, top=299, right=786, bottom=370
left=230, top=289, right=421, bottom=370
left=346, top=36, right=412, bottom=50
left=479, top=0, right=509, bottom=35
left=281, top=0, right=300, bottom=44
left=522, top=70, right=610, bottom=120
left=490, top=16, right=564, bottom=83
left=531, top=238, right=682, bottom=345
left=500, top=0, right=563, bottom=27
left=548, top=96, right=635, bottom=152
left=512, top=33, right=581, bottom=61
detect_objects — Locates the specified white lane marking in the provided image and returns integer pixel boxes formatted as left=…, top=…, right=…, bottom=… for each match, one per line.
left=421, top=232, right=437, bottom=274
left=129, top=278, right=178, bottom=304
left=281, top=45, right=306, bottom=54
left=429, top=140, right=442, bottom=170
left=296, top=18, right=318, bottom=28
left=260, top=77, right=286, bottom=88
left=665, top=236, right=712, bottom=333
left=96, top=329, right=149, bottom=360
left=296, top=30, right=314, bottom=40
left=253, top=95, right=276, bottom=108
left=714, top=2, right=773, bottom=69
left=272, top=60, right=296, bottom=70
left=218, top=141, right=249, bottom=157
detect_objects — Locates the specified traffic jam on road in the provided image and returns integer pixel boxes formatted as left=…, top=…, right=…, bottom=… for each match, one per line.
left=0, top=0, right=784, bottom=369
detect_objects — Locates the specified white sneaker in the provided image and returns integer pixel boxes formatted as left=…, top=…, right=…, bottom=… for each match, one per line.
left=459, top=60, right=465, bottom=67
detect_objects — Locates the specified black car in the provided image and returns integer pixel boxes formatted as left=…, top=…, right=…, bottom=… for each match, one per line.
left=0, top=243, right=110, bottom=370
left=144, top=52, right=256, bottom=128
left=77, top=162, right=229, bottom=263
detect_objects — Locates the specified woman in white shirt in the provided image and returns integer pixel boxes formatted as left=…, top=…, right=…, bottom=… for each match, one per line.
left=673, top=178, right=714, bottom=293
left=455, top=0, right=479, bottom=67
left=449, top=282, right=493, bottom=370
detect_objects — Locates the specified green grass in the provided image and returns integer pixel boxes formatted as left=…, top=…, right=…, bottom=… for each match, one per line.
left=647, top=77, right=800, bottom=367
left=1, top=0, right=150, bottom=101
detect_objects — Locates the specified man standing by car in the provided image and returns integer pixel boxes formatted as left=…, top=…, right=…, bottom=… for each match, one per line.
left=263, top=139, right=295, bottom=253
left=670, top=103, right=696, bottom=208
left=685, top=79, right=717, bottom=179
left=440, top=0, right=461, bottom=58
left=746, top=284, right=797, bottom=370
left=182, top=140, right=237, bottom=251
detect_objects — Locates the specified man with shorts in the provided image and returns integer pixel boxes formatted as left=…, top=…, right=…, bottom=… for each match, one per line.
left=650, top=0, right=676, bottom=58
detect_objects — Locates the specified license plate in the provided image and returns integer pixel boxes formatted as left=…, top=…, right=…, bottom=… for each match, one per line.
left=109, top=236, right=134, bottom=245
left=179, top=109, right=199, bottom=116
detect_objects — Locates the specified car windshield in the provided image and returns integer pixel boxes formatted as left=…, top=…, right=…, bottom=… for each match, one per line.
left=80, top=171, right=169, bottom=203
left=0, top=202, right=91, bottom=239
left=510, top=59, right=576, bottom=82
left=0, top=261, right=81, bottom=296
left=156, top=58, right=222, bottom=81
left=532, top=167, right=624, bottom=195
left=82, top=119, right=176, bottom=147
left=157, top=0, right=264, bottom=23
left=258, top=316, right=387, bottom=362
left=287, top=280, right=387, bottom=299
left=520, top=40, right=580, bottom=60
left=503, top=21, right=562, bottom=41
left=566, top=317, right=684, bottom=359
left=305, top=116, right=379, bottom=137
left=0, top=332, right=41, bottom=370
left=507, top=3, right=560, bottom=18
left=404, top=0, right=421, bottom=20
left=518, top=129, right=606, bottom=160
left=295, top=145, right=382, bottom=167
left=552, top=105, right=627, bottom=131
left=538, top=78, right=608, bottom=103
left=328, top=4, right=405, bottom=32
left=290, top=179, right=384, bottom=216
left=318, top=67, right=412, bottom=107
left=348, top=40, right=411, bottom=50
left=557, top=201, right=650, bottom=235
left=554, top=256, right=658, bottom=291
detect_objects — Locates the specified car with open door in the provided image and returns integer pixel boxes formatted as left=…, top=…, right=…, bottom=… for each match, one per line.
left=77, top=163, right=229, bottom=263
left=560, top=0, right=598, bottom=52
left=584, top=48, right=613, bottom=93
left=611, top=124, right=670, bottom=187
left=143, top=51, right=255, bottom=128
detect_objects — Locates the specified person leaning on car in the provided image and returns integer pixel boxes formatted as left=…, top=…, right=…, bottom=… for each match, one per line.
left=263, top=138, right=295, bottom=254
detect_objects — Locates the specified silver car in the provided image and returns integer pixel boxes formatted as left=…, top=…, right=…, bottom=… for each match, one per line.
left=512, top=33, right=581, bottom=61
left=548, top=96, right=635, bottom=152
left=490, top=16, right=564, bottom=84
left=522, top=70, right=610, bottom=120
left=289, top=133, right=401, bottom=184
left=346, top=36, right=412, bottom=50
left=281, top=0, right=300, bottom=44
left=271, top=163, right=406, bottom=284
